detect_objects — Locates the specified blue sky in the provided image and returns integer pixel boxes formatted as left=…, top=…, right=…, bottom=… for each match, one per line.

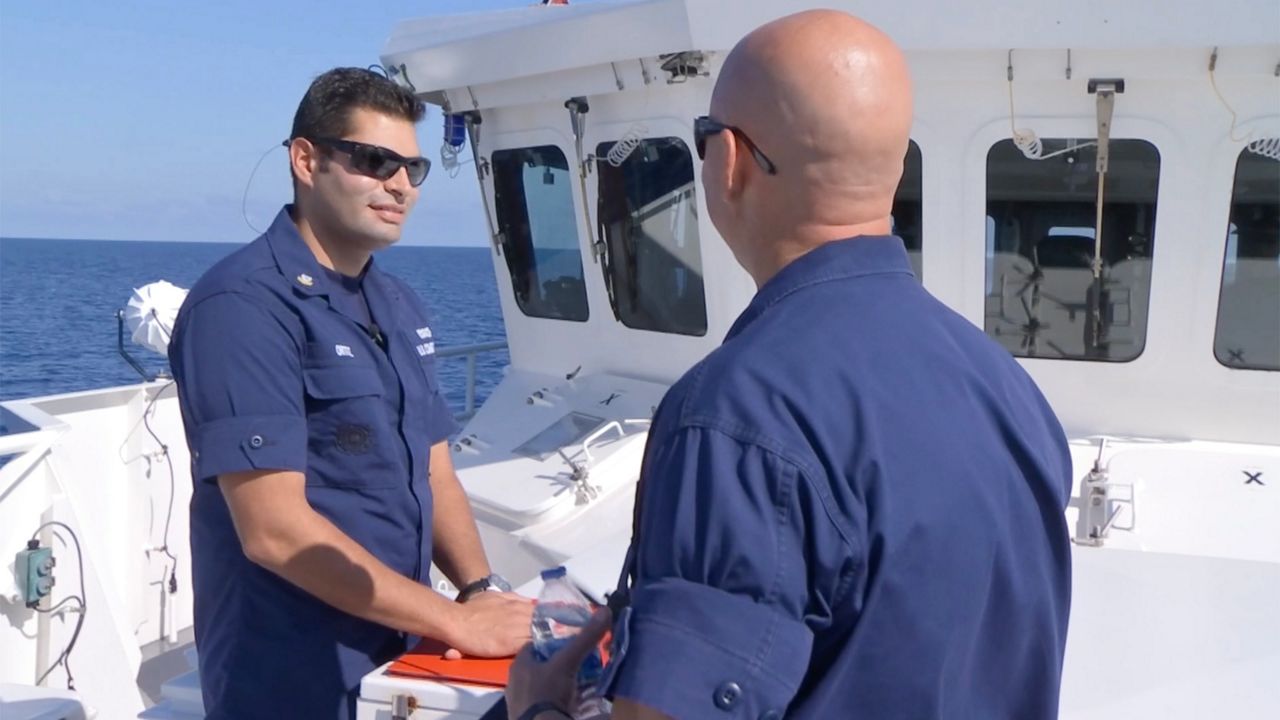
left=0, top=0, right=567, bottom=246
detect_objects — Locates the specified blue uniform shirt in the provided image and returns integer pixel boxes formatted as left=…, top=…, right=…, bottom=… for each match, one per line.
left=169, top=207, right=457, bottom=719
left=605, top=236, right=1073, bottom=719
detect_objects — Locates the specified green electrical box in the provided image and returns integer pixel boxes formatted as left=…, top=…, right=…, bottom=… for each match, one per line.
left=15, top=541, right=55, bottom=607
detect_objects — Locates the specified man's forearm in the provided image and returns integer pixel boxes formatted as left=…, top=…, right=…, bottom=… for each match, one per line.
left=250, top=506, right=462, bottom=642
left=429, top=443, right=492, bottom=588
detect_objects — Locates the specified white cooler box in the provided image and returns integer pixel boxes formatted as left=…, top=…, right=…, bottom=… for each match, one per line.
left=357, top=670, right=503, bottom=720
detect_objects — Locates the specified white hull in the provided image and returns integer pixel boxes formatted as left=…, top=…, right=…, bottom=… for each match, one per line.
left=3, top=377, right=1277, bottom=718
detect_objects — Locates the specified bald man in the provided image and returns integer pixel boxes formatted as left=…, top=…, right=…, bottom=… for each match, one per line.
left=506, top=11, right=1072, bottom=720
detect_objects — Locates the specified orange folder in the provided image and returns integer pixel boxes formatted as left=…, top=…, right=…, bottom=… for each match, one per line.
left=386, top=634, right=613, bottom=689
left=387, top=638, right=514, bottom=687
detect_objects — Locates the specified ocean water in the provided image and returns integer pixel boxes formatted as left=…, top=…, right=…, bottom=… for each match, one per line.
left=0, top=238, right=509, bottom=411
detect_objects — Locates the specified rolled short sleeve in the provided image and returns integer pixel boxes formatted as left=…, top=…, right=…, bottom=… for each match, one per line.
left=171, top=292, right=307, bottom=480
left=608, top=426, right=815, bottom=718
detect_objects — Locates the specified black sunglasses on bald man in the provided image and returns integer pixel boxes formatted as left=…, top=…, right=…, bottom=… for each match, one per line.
left=693, top=116, right=778, bottom=175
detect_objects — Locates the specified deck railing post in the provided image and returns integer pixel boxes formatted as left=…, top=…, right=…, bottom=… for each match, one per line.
left=433, top=340, right=508, bottom=422
left=465, top=353, right=477, bottom=418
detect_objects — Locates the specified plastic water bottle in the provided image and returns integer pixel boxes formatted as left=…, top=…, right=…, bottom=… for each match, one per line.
left=532, top=567, right=609, bottom=719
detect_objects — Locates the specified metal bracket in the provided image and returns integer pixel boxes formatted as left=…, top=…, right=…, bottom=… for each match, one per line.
left=1075, top=463, right=1112, bottom=546
left=610, top=62, right=625, bottom=91
left=557, top=448, right=600, bottom=504
left=391, top=693, right=418, bottom=720
left=462, top=112, right=502, bottom=257
left=1087, top=78, right=1126, bottom=94
left=1087, top=79, right=1123, bottom=174
left=659, top=51, right=710, bottom=84
left=1072, top=438, right=1137, bottom=546
left=1086, top=78, right=1123, bottom=321
left=565, top=97, right=600, bottom=260
left=1065, top=49, right=1072, bottom=80
left=565, top=97, right=591, bottom=174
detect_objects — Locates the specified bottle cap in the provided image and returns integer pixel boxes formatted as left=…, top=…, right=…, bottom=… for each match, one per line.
left=540, top=566, right=568, bottom=581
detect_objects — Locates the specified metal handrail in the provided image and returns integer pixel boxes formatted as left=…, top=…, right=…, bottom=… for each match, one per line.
left=434, top=341, right=508, bottom=420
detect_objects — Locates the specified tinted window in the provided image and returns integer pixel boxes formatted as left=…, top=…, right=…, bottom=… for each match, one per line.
left=984, top=139, right=1160, bottom=361
left=491, top=146, right=588, bottom=321
left=1214, top=147, right=1279, bottom=371
left=596, top=137, right=706, bottom=336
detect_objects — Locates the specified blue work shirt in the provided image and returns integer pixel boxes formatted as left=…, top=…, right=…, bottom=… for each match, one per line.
left=604, top=236, right=1073, bottom=719
left=169, top=207, right=457, bottom=720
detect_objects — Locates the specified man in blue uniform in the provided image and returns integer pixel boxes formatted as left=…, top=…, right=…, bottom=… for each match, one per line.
left=169, top=68, right=532, bottom=719
left=506, top=11, right=1073, bottom=720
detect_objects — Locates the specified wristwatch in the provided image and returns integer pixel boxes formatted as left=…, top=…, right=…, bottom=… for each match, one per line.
left=456, top=573, right=513, bottom=602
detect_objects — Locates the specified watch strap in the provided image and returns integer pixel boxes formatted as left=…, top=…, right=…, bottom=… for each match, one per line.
left=456, top=576, right=492, bottom=603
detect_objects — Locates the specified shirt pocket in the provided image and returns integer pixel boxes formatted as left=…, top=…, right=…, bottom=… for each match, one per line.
left=301, top=361, right=398, bottom=488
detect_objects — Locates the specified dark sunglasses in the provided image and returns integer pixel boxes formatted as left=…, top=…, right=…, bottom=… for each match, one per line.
left=693, top=116, right=778, bottom=175
left=307, top=137, right=431, bottom=187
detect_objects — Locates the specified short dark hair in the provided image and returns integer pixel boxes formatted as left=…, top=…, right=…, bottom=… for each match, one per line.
left=289, top=67, right=425, bottom=142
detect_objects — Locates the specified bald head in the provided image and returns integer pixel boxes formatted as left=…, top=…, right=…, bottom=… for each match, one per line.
left=701, top=11, right=913, bottom=283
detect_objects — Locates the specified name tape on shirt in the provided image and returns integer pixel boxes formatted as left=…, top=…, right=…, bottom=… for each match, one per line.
left=416, top=326, right=433, bottom=339
left=416, top=342, right=435, bottom=356
left=335, top=344, right=354, bottom=358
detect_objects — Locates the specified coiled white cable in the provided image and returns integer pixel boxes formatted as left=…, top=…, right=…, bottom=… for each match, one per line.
left=1012, top=129, right=1045, bottom=159
left=1207, top=49, right=1279, bottom=161
left=1006, top=52, right=1040, bottom=159
left=1007, top=58, right=1097, bottom=161
left=440, top=140, right=466, bottom=179
left=606, top=123, right=648, bottom=167
left=1246, top=137, right=1280, bottom=161
left=1208, top=48, right=1252, bottom=144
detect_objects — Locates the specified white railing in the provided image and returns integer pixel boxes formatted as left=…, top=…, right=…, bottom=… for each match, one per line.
left=434, top=341, right=508, bottom=421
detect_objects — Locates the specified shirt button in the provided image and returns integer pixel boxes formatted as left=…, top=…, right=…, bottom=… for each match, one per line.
left=713, top=681, right=742, bottom=711
left=249, top=435, right=264, bottom=449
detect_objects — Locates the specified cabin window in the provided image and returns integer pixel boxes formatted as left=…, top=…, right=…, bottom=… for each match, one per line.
left=491, top=145, right=589, bottom=322
left=984, top=138, right=1160, bottom=362
left=596, top=137, right=707, bottom=336
left=1214, top=146, right=1279, bottom=371
left=893, top=140, right=923, bottom=280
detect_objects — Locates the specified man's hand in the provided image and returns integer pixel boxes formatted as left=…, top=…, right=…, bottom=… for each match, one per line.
left=444, top=591, right=535, bottom=658
left=505, top=607, right=612, bottom=720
